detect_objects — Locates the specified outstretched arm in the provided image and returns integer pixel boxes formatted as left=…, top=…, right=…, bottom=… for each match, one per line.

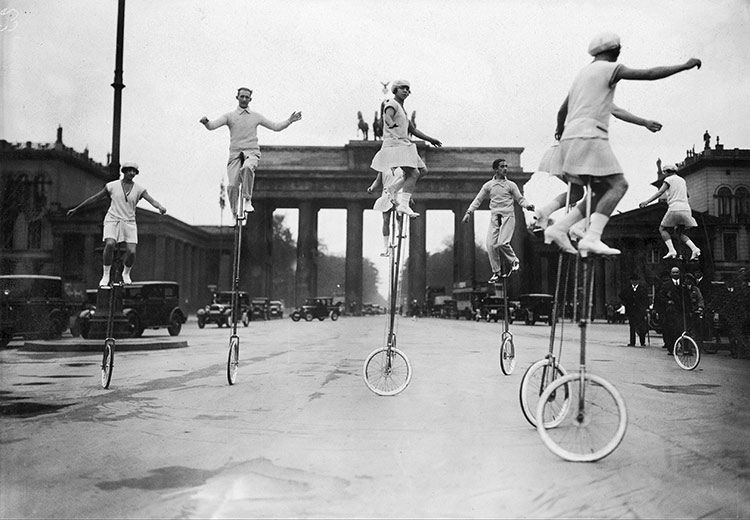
left=259, top=111, right=302, bottom=132
left=141, top=191, right=167, bottom=214
left=199, top=113, right=229, bottom=131
left=409, top=122, right=442, bottom=147
left=639, top=184, right=668, bottom=208
left=611, top=105, right=662, bottom=132
left=615, top=58, right=701, bottom=82
left=67, top=188, right=108, bottom=217
left=555, top=96, right=569, bottom=140
left=463, top=186, right=489, bottom=222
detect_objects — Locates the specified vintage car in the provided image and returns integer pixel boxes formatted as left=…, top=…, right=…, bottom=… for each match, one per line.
left=0, top=275, right=71, bottom=346
left=80, top=281, right=187, bottom=338
left=516, top=293, right=555, bottom=325
left=269, top=300, right=284, bottom=319
left=479, top=296, right=516, bottom=323
left=196, top=291, right=250, bottom=328
left=251, top=297, right=270, bottom=321
left=290, top=297, right=340, bottom=322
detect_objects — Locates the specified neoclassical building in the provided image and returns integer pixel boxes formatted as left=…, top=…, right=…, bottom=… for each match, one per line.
left=1, top=128, right=543, bottom=312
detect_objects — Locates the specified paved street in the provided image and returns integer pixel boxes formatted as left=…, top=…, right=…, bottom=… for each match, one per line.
left=1, top=316, right=748, bottom=518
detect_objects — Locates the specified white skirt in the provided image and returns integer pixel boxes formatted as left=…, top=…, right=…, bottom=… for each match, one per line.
left=559, top=137, right=623, bottom=178
left=537, top=142, right=563, bottom=179
left=661, top=210, right=697, bottom=229
left=370, top=142, right=425, bottom=173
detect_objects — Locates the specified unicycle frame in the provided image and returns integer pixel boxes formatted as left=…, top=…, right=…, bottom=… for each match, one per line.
left=386, top=211, right=406, bottom=361
left=227, top=164, right=246, bottom=385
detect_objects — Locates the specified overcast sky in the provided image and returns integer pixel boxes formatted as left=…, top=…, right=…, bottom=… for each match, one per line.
left=3, top=0, right=749, bottom=286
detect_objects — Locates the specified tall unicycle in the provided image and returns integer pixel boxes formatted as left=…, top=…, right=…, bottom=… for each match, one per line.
left=536, top=181, right=627, bottom=462
left=364, top=210, right=412, bottom=395
left=498, top=271, right=516, bottom=375
left=673, top=256, right=700, bottom=370
left=100, top=253, right=123, bottom=389
left=101, top=282, right=119, bottom=389
left=226, top=178, right=245, bottom=385
left=519, top=183, right=574, bottom=426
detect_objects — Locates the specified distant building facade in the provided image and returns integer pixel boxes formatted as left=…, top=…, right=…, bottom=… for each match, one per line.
left=0, top=127, right=223, bottom=308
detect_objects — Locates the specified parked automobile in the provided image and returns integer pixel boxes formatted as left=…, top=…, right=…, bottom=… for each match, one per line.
left=516, top=293, right=555, bottom=325
left=72, top=289, right=98, bottom=338
left=480, top=296, right=516, bottom=323
left=196, top=291, right=250, bottom=328
left=80, top=281, right=187, bottom=338
left=251, top=297, right=270, bottom=321
left=290, top=297, right=340, bottom=322
left=269, top=300, right=284, bottom=319
left=0, top=275, right=71, bottom=346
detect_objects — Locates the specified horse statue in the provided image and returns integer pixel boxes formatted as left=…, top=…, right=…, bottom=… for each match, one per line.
left=408, top=111, right=417, bottom=137
left=380, top=81, right=389, bottom=94
left=357, top=111, right=369, bottom=140
left=373, top=110, right=383, bottom=140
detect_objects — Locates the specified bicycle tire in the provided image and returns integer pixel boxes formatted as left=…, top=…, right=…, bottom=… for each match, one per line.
left=227, top=335, right=239, bottom=385
left=673, top=335, right=700, bottom=371
left=519, top=358, right=570, bottom=428
left=363, top=347, right=412, bottom=396
left=101, top=339, right=114, bottom=389
left=499, top=336, right=516, bottom=375
left=536, top=372, right=627, bottom=462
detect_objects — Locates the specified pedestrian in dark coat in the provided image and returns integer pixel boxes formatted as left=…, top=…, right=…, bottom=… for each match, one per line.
left=619, top=274, right=649, bottom=346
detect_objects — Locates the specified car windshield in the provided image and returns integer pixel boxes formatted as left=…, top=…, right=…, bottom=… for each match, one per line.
left=0, top=277, right=61, bottom=299
left=213, top=293, right=232, bottom=304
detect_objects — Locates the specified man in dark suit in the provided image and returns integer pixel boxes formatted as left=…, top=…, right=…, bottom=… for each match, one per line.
left=619, top=274, right=649, bottom=346
left=657, top=266, right=688, bottom=355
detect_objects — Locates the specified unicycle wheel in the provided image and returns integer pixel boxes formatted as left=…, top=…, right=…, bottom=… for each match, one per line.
left=519, top=358, right=570, bottom=428
left=536, top=372, right=627, bottom=462
left=363, top=347, right=412, bottom=396
left=674, top=335, right=700, bottom=371
left=499, top=336, right=516, bottom=375
left=227, top=335, right=239, bottom=385
left=101, top=338, right=114, bottom=389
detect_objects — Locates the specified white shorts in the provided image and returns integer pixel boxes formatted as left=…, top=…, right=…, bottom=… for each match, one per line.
left=103, top=220, right=138, bottom=244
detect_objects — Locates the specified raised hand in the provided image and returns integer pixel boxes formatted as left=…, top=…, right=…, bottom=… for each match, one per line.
left=686, top=58, right=701, bottom=70
left=199, top=116, right=209, bottom=125
left=289, top=111, right=302, bottom=122
left=645, top=120, right=663, bottom=133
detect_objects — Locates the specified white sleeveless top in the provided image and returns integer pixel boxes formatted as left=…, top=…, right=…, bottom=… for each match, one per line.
left=664, top=175, right=690, bottom=212
left=104, top=180, right=146, bottom=222
left=381, top=98, right=411, bottom=146
left=562, top=61, right=622, bottom=140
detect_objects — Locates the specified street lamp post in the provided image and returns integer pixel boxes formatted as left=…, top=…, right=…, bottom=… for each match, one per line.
left=109, top=0, right=126, bottom=178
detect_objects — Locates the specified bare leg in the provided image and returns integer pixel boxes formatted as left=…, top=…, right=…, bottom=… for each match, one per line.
left=578, top=174, right=628, bottom=256
left=122, top=243, right=137, bottom=283
left=100, top=238, right=117, bottom=286
left=396, top=166, right=423, bottom=217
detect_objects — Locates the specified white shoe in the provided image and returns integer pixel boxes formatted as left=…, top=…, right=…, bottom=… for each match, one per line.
left=122, top=272, right=132, bottom=284
left=568, top=222, right=586, bottom=241
left=511, top=260, right=520, bottom=272
left=663, top=251, right=678, bottom=259
left=578, top=237, right=620, bottom=257
left=690, top=249, right=701, bottom=261
left=396, top=193, right=419, bottom=218
left=246, top=202, right=255, bottom=213
left=99, top=276, right=110, bottom=287
left=544, top=227, right=577, bottom=254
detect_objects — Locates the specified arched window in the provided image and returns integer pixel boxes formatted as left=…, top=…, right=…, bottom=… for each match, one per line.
left=717, top=187, right=733, bottom=218
left=735, top=187, right=750, bottom=219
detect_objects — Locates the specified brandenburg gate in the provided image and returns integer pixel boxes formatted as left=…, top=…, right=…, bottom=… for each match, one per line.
left=243, top=140, right=533, bottom=310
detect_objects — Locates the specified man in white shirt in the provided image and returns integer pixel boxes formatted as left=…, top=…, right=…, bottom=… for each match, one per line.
left=200, top=87, right=301, bottom=220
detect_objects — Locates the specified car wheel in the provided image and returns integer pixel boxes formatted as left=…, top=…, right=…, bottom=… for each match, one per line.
left=197, top=316, right=205, bottom=329
left=242, top=313, right=250, bottom=327
left=126, top=311, right=143, bottom=338
left=304, top=312, right=314, bottom=322
left=291, top=312, right=301, bottom=322
left=167, top=316, right=182, bottom=336
left=330, top=312, right=339, bottom=321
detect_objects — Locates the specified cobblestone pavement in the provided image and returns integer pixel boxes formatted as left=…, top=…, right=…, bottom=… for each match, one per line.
left=1, top=317, right=748, bottom=518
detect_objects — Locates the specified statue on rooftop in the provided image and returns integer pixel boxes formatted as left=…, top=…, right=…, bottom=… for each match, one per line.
left=703, top=130, right=711, bottom=150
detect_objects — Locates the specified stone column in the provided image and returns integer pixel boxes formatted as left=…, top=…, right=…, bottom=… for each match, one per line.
left=408, top=201, right=427, bottom=308
left=345, top=201, right=364, bottom=315
left=244, top=201, right=274, bottom=297
left=296, top=201, right=318, bottom=305
left=453, top=201, right=475, bottom=285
